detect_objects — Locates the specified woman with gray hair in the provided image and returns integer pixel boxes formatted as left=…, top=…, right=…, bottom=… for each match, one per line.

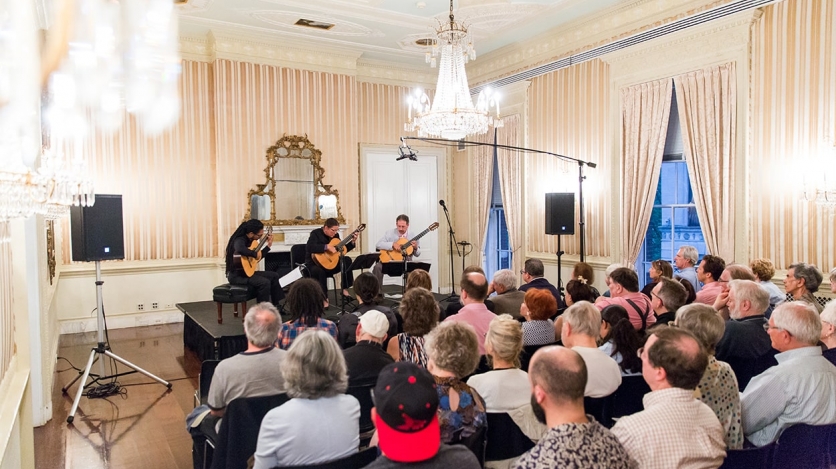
left=819, top=300, right=836, bottom=366
left=829, top=268, right=836, bottom=294
left=783, top=262, right=824, bottom=313
left=253, top=330, right=359, bottom=468
left=675, top=304, right=743, bottom=449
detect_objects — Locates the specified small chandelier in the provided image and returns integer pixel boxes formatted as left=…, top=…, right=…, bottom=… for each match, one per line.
left=801, top=139, right=836, bottom=208
left=404, top=0, right=502, bottom=141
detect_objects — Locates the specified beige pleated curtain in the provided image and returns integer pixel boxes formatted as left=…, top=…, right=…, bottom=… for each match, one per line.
left=496, top=115, right=524, bottom=276
left=620, top=79, right=672, bottom=265
left=674, top=63, right=737, bottom=261
left=469, top=129, right=495, bottom=267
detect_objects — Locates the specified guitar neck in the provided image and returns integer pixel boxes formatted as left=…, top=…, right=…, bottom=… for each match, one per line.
left=408, top=228, right=432, bottom=244
left=334, top=226, right=363, bottom=250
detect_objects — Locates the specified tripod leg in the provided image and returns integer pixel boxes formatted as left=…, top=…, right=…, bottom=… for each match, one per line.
left=61, top=355, right=101, bottom=393
left=67, top=348, right=98, bottom=423
left=103, top=350, right=172, bottom=388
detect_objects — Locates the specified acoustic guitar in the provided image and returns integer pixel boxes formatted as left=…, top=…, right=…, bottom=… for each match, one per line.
left=312, top=224, right=366, bottom=270
left=379, top=222, right=439, bottom=263
left=234, top=226, right=273, bottom=277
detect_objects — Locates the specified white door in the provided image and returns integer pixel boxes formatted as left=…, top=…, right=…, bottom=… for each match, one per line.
left=361, top=146, right=442, bottom=290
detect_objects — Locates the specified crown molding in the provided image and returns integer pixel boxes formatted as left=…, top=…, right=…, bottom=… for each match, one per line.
left=356, top=59, right=436, bottom=87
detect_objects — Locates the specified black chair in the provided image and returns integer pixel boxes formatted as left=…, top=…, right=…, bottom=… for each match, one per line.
left=485, top=413, right=535, bottom=462
left=212, top=284, right=258, bottom=324
left=450, top=423, right=487, bottom=468
left=345, top=380, right=377, bottom=446
left=771, top=423, right=834, bottom=469
left=271, top=447, right=378, bottom=469
left=719, top=443, right=774, bottom=469
left=207, top=393, right=289, bottom=469
left=584, top=394, right=615, bottom=428
left=194, top=359, right=220, bottom=407
left=290, top=244, right=337, bottom=304
left=610, top=375, right=650, bottom=424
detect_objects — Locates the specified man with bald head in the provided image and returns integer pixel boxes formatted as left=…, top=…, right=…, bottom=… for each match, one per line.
left=741, top=301, right=836, bottom=447
left=514, top=346, right=635, bottom=469
left=444, top=270, right=495, bottom=354
left=611, top=328, right=725, bottom=469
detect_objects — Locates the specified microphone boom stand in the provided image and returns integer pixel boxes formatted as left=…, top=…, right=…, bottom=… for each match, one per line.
left=440, top=201, right=460, bottom=301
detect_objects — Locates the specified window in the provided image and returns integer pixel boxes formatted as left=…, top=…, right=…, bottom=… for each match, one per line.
left=485, top=153, right=512, bottom=280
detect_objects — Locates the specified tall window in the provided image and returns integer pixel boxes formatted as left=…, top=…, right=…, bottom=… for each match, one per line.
left=485, top=153, right=512, bottom=281
left=636, top=91, right=706, bottom=287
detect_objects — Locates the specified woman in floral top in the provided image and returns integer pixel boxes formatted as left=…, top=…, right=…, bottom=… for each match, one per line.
left=675, top=304, right=744, bottom=449
left=425, top=321, right=487, bottom=444
left=278, top=278, right=338, bottom=350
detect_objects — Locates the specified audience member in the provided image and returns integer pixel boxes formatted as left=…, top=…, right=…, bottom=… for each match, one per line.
left=601, top=263, right=632, bottom=298
left=673, top=246, right=702, bottom=293
left=714, top=280, right=777, bottom=391
left=610, top=328, right=725, bottom=469
left=366, top=362, right=482, bottom=468
left=599, top=305, right=643, bottom=376
left=675, top=304, right=743, bottom=449
left=343, top=310, right=394, bottom=386
left=278, top=278, right=338, bottom=350
left=254, top=330, right=359, bottom=468
left=560, top=301, right=621, bottom=397
left=444, top=271, right=495, bottom=354
left=520, top=289, right=557, bottom=346
left=741, top=301, right=836, bottom=446
left=829, top=267, right=836, bottom=293
left=694, top=255, right=726, bottom=305
left=425, top=321, right=487, bottom=444
left=677, top=278, right=697, bottom=305
left=488, top=269, right=526, bottom=319
left=406, top=269, right=433, bottom=291
left=641, top=259, right=673, bottom=298
left=514, top=346, right=636, bottom=469
left=444, top=265, right=496, bottom=319
left=821, top=300, right=836, bottom=366
left=387, top=287, right=439, bottom=367
left=783, top=262, right=824, bottom=313
left=712, top=264, right=757, bottom=319
left=519, top=258, right=564, bottom=309
left=648, top=277, right=688, bottom=327
left=571, top=262, right=601, bottom=300
left=595, top=268, right=655, bottom=332
left=337, top=272, right=397, bottom=349
left=749, top=258, right=786, bottom=307
left=565, top=279, right=595, bottom=307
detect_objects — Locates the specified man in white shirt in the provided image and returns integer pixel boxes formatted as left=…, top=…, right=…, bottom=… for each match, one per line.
left=560, top=301, right=621, bottom=397
left=372, top=214, right=421, bottom=285
left=741, top=301, right=836, bottom=446
left=610, top=328, right=726, bottom=469
left=673, top=245, right=701, bottom=293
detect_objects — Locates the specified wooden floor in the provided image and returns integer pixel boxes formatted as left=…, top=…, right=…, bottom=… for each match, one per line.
left=34, top=323, right=200, bottom=469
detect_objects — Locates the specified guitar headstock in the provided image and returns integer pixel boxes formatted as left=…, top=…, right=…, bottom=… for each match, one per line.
left=428, top=222, right=440, bottom=231
left=357, top=224, right=367, bottom=232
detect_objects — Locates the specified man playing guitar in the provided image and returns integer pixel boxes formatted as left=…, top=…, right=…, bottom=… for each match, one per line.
left=305, top=217, right=359, bottom=302
left=225, top=219, right=284, bottom=305
left=372, top=214, right=421, bottom=285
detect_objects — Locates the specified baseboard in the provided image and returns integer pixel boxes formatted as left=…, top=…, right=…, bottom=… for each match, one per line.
left=59, top=309, right=184, bottom=335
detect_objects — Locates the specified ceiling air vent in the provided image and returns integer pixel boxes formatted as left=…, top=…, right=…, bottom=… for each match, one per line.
left=294, top=19, right=335, bottom=30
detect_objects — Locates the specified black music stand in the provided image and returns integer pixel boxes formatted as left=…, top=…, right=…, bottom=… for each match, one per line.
left=381, top=262, right=431, bottom=295
left=349, top=253, right=380, bottom=274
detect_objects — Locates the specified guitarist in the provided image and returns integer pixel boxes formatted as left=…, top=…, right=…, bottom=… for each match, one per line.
left=305, top=218, right=358, bottom=301
left=225, top=219, right=284, bottom=306
left=372, top=214, right=421, bottom=286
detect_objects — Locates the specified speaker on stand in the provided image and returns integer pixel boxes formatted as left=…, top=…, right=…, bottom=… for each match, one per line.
left=545, top=193, right=576, bottom=297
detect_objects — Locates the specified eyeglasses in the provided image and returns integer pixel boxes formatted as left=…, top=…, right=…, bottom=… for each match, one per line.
left=520, top=270, right=527, bottom=275
left=636, top=347, right=644, bottom=358
left=763, top=323, right=782, bottom=332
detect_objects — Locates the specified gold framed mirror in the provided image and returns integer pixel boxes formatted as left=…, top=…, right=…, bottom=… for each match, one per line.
left=244, top=134, right=344, bottom=225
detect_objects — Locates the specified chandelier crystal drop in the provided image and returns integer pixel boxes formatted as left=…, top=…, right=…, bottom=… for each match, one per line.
left=404, top=0, right=502, bottom=141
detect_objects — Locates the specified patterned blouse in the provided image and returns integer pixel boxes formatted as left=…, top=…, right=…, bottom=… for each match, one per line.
left=514, top=421, right=637, bottom=469
left=434, top=376, right=487, bottom=444
left=694, top=356, right=743, bottom=449
left=277, top=318, right=338, bottom=350
left=522, top=319, right=556, bottom=346
left=396, top=333, right=428, bottom=368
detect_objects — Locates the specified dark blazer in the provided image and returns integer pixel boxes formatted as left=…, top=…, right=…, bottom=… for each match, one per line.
left=519, top=277, right=565, bottom=310
left=490, top=289, right=526, bottom=319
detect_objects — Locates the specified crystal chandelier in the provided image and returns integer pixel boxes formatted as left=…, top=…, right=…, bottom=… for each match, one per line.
left=801, top=139, right=836, bottom=208
left=404, top=0, right=502, bottom=141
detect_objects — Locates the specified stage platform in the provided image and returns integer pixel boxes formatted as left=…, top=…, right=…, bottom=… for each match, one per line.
left=179, top=285, right=459, bottom=362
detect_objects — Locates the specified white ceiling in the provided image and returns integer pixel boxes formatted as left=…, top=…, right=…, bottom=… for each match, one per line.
left=177, top=0, right=627, bottom=66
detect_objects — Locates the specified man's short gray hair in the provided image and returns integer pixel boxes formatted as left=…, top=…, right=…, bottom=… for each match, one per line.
left=678, top=246, right=699, bottom=266
left=492, top=269, right=517, bottom=290
left=244, top=302, right=281, bottom=348
left=789, top=263, right=824, bottom=292
left=656, top=278, right=688, bottom=312
left=729, top=280, right=770, bottom=316
left=772, top=301, right=822, bottom=346
left=829, top=267, right=836, bottom=283
left=821, top=300, right=836, bottom=328
left=563, top=301, right=601, bottom=338
left=281, top=330, right=348, bottom=399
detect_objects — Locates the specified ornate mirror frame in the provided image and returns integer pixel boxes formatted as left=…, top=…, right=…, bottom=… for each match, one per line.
left=244, top=134, right=345, bottom=225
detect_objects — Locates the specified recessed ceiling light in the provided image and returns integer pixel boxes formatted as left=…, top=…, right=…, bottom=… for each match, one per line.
left=294, top=18, right=335, bottom=30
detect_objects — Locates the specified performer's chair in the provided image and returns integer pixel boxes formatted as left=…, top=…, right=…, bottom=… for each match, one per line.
left=212, top=284, right=258, bottom=324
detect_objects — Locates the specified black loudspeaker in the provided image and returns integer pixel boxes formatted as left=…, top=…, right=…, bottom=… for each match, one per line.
left=70, top=194, right=125, bottom=262
left=545, top=193, right=575, bottom=235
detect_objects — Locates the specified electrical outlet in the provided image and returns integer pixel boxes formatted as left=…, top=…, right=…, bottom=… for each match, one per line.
left=152, top=302, right=159, bottom=309
left=137, top=304, right=144, bottom=311
left=165, top=303, right=174, bottom=309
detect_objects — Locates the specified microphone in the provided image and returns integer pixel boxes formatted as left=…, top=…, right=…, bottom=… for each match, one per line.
left=457, top=241, right=471, bottom=246
left=396, top=137, right=418, bottom=161
left=439, top=200, right=446, bottom=208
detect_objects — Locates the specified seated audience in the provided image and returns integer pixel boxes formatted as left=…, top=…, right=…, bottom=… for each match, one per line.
left=673, top=245, right=702, bottom=293
left=444, top=265, right=496, bottom=319
left=571, top=261, right=601, bottom=300
left=675, top=304, right=743, bottom=449
left=677, top=278, right=697, bottom=305
left=406, top=269, right=433, bottom=291
left=343, top=310, right=394, bottom=386
left=488, top=269, right=526, bottom=318
left=565, top=278, right=595, bottom=307
left=337, top=272, right=398, bottom=349
left=254, top=330, right=359, bottom=468
left=741, top=301, right=836, bottom=447
left=277, top=278, right=338, bottom=350
left=366, top=362, right=481, bottom=468
left=519, top=258, right=564, bottom=309
left=425, top=321, right=487, bottom=444
left=595, top=268, right=655, bottom=332
left=783, top=262, right=824, bottom=313
left=641, top=259, right=673, bottom=298
left=821, top=300, right=836, bottom=366
left=444, top=271, right=495, bottom=354
left=611, top=328, right=726, bottom=469
left=561, top=301, right=621, bottom=397
left=601, top=263, right=632, bottom=298
left=750, top=258, right=786, bottom=307
left=514, top=346, right=636, bottom=469
left=694, top=254, right=726, bottom=305
left=714, top=280, right=777, bottom=391
left=387, top=287, right=439, bottom=367
left=712, top=264, right=757, bottom=319
left=599, top=305, right=643, bottom=376
left=648, top=277, right=688, bottom=326
left=520, top=289, right=558, bottom=346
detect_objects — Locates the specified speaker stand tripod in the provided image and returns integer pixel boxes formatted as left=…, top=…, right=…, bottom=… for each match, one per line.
left=63, top=261, right=171, bottom=424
